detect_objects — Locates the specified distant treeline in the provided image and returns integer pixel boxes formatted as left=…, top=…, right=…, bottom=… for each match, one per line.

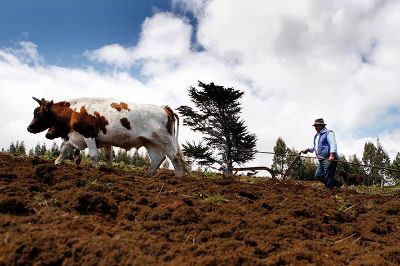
left=3, top=138, right=400, bottom=185
left=271, top=137, right=400, bottom=186
left=2, top=140, right=170, bottom=168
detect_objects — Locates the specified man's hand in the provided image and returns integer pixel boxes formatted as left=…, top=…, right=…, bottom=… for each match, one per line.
left=329, top=153, right=335, bottom=162
left=302, top=149, right=309, bottom=154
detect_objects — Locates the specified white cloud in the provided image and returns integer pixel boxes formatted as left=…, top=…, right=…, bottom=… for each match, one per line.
left=2, top=41, right=44, bottom=66
left=171, top=0, right=209, bottom=17
left=85, top=44, right=134, bottom=68
left=1, top=0, right=400, bottom=171
left=86, top=12, right=192, bottom=73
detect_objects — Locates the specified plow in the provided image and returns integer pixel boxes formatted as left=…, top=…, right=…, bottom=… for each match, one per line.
left=231, top=151, right=305, bottom=179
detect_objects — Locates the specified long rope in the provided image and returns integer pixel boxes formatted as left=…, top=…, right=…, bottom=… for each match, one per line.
left=234, top=149, right=400, bottom=173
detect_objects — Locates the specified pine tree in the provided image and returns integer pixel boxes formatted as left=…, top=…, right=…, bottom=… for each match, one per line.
left=177, top=81, right=257, bottom=174
left=285, top=147, right=316, bottom=180
left=375, top=138, right=391, bottom=187
left=34, top=142, right=42, bottom=155
left=182, top=141, right=214, bottom=166
left=40, top=143, right=47, bottom=156
left=362, top=139, right=390, bottom=186
left=6, top=141, right=26, bottom=156
left=50, top=142, right=60, bottom=158
left=99, top=148, right=107, bottom=163
left=16, top=141, right=26, bottom=156
left=391, top=152, right=400, bottom=184
left=115, top=149, right=131, bottom=164
left=348, top=154, right=366, bottom=176
left=131, top=151, right=151, bottom=167
left=8, top=142, right=17, bottom=154
left=271, top=137, right=288, bottom=174
left=362, top=141, right=378, bottom=185
left=161, top=159, right=170, bottom=169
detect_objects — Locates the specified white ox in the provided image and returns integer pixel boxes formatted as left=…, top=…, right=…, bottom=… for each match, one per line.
left=27, top=97, right=188, bottom=177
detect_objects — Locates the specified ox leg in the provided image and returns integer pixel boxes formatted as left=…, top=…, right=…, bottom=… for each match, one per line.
left=84, top=138, right=100, bottom=168
left=145, top=143, right=166, bottom=176
left=103, top=146, right=113, bottom=167
left=73, top=149, right=82, bottom=165
left=55, top=142, right=75, bottom=165
left=163, top=146, right=188, bottom=177
left=147, top=133, right=188, bottom=177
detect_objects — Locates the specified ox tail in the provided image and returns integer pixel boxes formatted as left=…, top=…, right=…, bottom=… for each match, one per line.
left=173, top=112, right=180, bottom=148
left=164, top=105, right=181, bottom=149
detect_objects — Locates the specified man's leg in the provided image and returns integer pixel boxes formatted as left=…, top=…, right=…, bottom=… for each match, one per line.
left=325, top=160, right=338, bottom=189
left=315, top=160, right=329, bottom=184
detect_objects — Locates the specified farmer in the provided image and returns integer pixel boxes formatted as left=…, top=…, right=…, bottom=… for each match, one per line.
left=302, top=118, right=342, bottom=189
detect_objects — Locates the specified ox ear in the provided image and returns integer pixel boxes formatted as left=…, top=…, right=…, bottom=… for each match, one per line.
left=40, top=100, right=53, bottom=112
left=45, top=100, right=54, bottom=110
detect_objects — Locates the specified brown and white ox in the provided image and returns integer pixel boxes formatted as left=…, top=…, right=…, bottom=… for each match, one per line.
left=45, top=127, right=84, bottom=165
left=27, top=97, right=188, bottom=177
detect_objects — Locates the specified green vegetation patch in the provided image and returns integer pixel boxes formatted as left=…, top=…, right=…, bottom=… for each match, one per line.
left=353, top=185, right=400, bottom=196
left=84, top=177, right=115, bottom=192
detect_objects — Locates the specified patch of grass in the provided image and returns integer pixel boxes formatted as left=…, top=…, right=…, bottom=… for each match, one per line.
left=34, top=195, right=48, bottom=207
left=203, top=193, right=229, bottom=204
left=85, top=177, right=99, bottom=189
left=204, top=171, right=219, bottom=180
left=112, top=163, right=147, bottom=175
left=84, top=177, right=114, bottom=192
left=334, top=195, right=353, bottom=212
left=352, top=185, right=400, bottom=196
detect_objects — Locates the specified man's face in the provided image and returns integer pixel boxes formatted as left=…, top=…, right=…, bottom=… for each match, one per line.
left=314, top=125, right=323, bottom=133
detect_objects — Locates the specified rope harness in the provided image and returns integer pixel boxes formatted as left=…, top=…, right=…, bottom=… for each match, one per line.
left=234, top=149, right=400, bottom=173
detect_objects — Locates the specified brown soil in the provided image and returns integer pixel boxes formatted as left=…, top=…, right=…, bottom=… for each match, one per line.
left=0, top=152, right=399, bottom=266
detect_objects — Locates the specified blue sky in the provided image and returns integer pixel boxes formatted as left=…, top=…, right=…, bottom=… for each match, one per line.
left=0, top=0, right=171, bottom=66
left=1, top=0, right=400, bottom=165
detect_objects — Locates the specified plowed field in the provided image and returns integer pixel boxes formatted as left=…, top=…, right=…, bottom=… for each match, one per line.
left=0, top=152, right=399, bottom=265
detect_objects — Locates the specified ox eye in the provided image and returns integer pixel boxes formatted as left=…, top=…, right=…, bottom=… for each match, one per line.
left=34, top=110, right=40, bottom=117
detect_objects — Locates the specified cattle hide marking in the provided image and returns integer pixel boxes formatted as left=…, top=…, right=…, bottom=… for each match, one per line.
left=111, top=102, right=131, bottom=112
left=94, top=111, right=109, bottom=134
left=120, top=117, right=131, bottom=130
left=50, top=104, right=109, bottom=139
left=47, top=101, right=75, bottom=139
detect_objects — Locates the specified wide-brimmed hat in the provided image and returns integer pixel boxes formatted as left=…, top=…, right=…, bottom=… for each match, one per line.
left=312, top=118, right=326, bottom=126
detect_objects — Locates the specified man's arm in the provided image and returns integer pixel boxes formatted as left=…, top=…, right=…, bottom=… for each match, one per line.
left=327, top=131, right=337, bottom=161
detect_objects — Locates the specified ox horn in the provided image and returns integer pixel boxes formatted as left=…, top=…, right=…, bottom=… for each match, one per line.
left=32, top=97, right=45, bottom=105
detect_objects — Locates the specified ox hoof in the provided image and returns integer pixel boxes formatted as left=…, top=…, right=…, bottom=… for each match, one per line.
left=74, top=157, right=82, bottom=166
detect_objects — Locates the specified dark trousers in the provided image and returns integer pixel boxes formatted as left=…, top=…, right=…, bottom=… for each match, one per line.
left=315, top=158, right=338, bottom=189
